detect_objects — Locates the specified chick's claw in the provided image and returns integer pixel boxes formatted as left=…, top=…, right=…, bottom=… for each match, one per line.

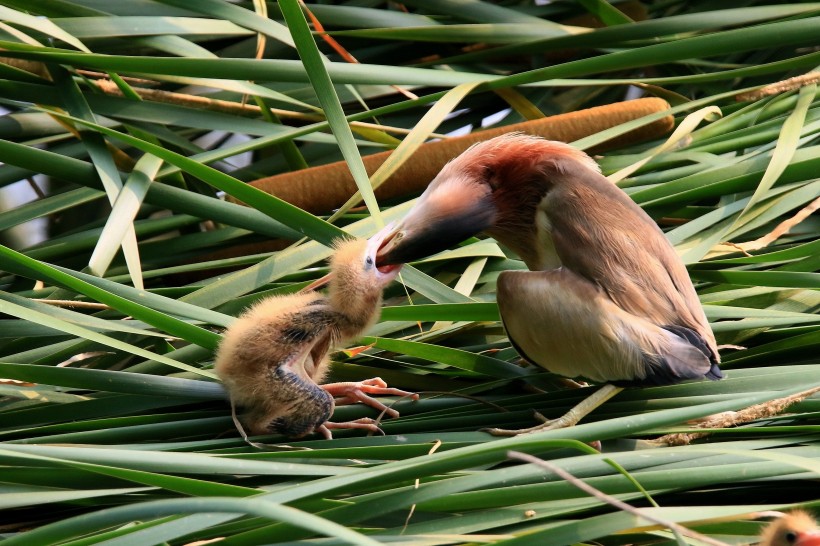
left=322, top=378, right=419, bottom=418
left=317, top=418, right=383, bottom=440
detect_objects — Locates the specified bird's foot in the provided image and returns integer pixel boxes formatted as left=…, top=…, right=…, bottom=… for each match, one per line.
left=316, top=418, right=384, bottom=440
left=482, top=414, right=601, bottom=449
left=559, top=378, right=589, bottom=389
left=322, top=378, right=419, bottom=418
left=482, top=411, right=577, bottom=437
left=483, top=384, right=623, bottom=438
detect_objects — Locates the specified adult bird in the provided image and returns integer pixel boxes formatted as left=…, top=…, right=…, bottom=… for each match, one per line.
left=376, top=133, right=723, bottom=436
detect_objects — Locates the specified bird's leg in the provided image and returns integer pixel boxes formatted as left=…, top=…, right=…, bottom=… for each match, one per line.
left=484, top=384, right=623, bottom=437
left=316, top=418, right=383, bottom=440
left=322, top=377, right=419, bottom=418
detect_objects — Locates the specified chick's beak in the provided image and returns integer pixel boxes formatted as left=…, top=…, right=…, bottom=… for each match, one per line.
left=376, top=180, right=496, bottom=266
left=368, top=222, right=403, bottom=281
left=303, top=223, right=405, bottom=293
left=797, top=531, right=820, bottom=546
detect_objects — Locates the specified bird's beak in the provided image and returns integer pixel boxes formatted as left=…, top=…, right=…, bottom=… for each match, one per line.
left=797, top=531, right=820, bottom=546
left=376, top=180, right=496, bottom=266
left=367, top=222, right=403, bottom=282
left=302, top=223, right=404, bottom=293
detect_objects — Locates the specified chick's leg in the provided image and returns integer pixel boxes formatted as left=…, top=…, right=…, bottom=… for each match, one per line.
left=322, top=377, right=419, bottom=418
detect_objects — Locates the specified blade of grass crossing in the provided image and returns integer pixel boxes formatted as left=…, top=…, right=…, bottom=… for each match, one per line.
left=0, top=300, right=214, bottom=377
left=88, top=152, right=163, bottom=279
left=608, top=106, right=722, bottom=183
left=276, top=0, right=384, bottom=225
left=34, top=106, right=343, bottom=246
left=0, top=497, right=381, bottom=546
left=328, top=81, right=483, bottom=223
left=726, top=85, right=816, bottom=231
left=0, top=5, right=90, bottom=52
left=49, top=65, right=145, bottom=289
left=0, top=244, right=224, bottom=350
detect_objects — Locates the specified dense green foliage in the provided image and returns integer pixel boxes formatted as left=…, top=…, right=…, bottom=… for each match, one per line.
left=0, top=1, right=818, bottom=544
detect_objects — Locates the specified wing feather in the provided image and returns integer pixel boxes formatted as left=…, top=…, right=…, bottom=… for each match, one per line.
left=543, top=166, right=718, bottom=363
left=497, top=269, right=717, bottom=385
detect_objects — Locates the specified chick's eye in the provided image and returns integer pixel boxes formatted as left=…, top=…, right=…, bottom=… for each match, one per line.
left=365, top=256, right=374, bottom=268
left=785, top=531, right=798, bottom=544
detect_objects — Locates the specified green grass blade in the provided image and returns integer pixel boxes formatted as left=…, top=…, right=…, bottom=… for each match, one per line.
left=279, top=0, right=382, bottom=225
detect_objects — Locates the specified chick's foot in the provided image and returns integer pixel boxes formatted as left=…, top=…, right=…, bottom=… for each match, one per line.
left=316, top=418, right=383, bottom=440
left=322, top=378, right=419, bottom=418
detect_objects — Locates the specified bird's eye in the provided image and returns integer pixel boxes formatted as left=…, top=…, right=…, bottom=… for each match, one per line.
left=484, top=165, right=499, bottom=191
left=785, top=531, right=798, bottom=543
left=365, top=256, right=374, bottom=268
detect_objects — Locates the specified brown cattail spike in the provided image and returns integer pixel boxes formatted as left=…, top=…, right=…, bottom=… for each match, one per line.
left=243, top=97, right=673, bottom=215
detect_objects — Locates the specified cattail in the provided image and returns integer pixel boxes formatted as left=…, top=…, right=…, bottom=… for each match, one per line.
left=242, top=97, right=673, bottom=214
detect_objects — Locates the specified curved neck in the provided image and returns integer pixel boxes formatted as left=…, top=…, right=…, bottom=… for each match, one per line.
left=328, top=282, right=383, bottom=338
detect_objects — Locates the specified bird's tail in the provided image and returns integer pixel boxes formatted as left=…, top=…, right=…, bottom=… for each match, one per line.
left=661, top=324, right=723, bottom=380
left=705, top=361, right=724, bottom=381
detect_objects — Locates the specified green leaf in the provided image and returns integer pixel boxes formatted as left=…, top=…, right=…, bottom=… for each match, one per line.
left=0, top=299, right=214, bottom=377
left=2, top=243, right=226, bottom=337
left=575, top=0, right=634, bottom=26
left=0, top=4, right=90, bottom=52
left=279, top=0, right=382, bottom=225
left=1, top=4, right=819, bottom=545
left=0, top=497, right=380, bottom=546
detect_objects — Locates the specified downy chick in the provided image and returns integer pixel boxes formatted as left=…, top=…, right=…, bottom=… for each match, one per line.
left=759, top=511, right=820, bottom=546
left=215, top=225, right=415, bottom=439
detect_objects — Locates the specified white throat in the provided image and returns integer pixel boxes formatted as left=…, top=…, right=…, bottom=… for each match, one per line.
left=529, top=198, right=562, bottom=271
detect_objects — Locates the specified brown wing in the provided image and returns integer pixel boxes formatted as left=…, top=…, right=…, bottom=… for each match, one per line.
left=497, top=269, right=719, bottom=385
left=543, top=165, right=719, bottom=362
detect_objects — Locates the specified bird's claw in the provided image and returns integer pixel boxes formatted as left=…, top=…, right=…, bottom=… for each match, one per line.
left=482, top=410, right=575, bottom=437
left=533, top=410, right=550, bottom=424
left=316, top=418, right=384, bottom=440
left=481, top=417, right=569, bottom=437
left=484, top=385, right=621, bottom=437
left=322, top=378, right=419, bottom=418
left=481, top=415, right=601, bottom=449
